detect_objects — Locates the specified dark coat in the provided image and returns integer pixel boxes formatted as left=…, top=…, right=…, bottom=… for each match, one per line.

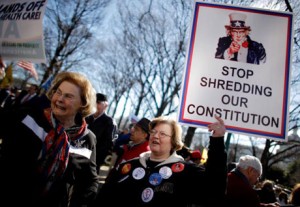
left=225, top=169, right=261, bottom=207
left=0, top=88, right=10, bottom=107
left=12, top=89, right=28, bottom=106
left=86, top=113, right=116, bottom=167
left=97, top=138, right=227, bottom=207
left=0, top=107, right=98, bottom=207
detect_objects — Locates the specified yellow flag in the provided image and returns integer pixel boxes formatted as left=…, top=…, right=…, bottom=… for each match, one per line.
left=200, top=148, right=208, bottom=164
left=0, top=64, right=13, bottom=88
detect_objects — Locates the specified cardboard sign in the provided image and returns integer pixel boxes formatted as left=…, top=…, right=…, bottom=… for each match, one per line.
left=0, top=0, right=47, bottom=63
left=178, top=1, right=293, bottom=141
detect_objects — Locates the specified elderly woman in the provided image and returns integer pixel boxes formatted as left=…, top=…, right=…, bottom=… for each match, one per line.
left=96, top=115, right=227, bottom=206
left=0, top=72, right=98, bottom=207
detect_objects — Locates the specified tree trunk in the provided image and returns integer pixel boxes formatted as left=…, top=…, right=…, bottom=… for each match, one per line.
left=184, top=126, right=196, bottom=147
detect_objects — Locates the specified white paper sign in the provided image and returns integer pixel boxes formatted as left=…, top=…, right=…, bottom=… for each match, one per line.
left=178, top=1, right=293, bottom=141
left=0, top=0, right=47, bottom=63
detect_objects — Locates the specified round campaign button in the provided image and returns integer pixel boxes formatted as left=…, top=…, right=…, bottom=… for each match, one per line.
left=159, top=166, right=172, bottom=179
left=149, top=173, right=162, bottom=186
left=121, top=163, right=131, bottom=174
left=132, top=167, right=146, bottom=180
left=171, top=162, right=185, bottom=172
left=141, top=187, right=154, bottom=203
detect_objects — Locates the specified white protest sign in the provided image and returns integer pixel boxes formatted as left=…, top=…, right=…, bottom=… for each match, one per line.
left=0, top=0, right=47, bottom=63
left=178, top=1, right=293, bottom=141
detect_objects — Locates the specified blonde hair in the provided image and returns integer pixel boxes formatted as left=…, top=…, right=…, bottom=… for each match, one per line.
left=46, top=71, right=96, bottom=117
left=149, top=116, right=184, bottom=153
left=289, top=183, right=300, bottom=205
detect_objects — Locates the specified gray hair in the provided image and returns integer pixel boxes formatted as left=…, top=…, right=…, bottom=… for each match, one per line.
left=236, top=155, right=262, bottom=175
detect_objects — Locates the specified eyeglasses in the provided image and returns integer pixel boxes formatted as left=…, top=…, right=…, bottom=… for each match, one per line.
left=250, top=167, right=261, bottom=181
left=54, top=89, right=76, bottom=101
left=149, top=129, right=172, bottom=138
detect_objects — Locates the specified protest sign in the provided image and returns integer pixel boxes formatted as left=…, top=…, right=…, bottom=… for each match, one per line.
left=178, top=1, right=293, bottom=141
left=0, top=0, right=47, bottom=63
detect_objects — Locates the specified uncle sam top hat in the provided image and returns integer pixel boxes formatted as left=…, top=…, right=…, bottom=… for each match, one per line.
left=225, top=13, right=251, bottom=30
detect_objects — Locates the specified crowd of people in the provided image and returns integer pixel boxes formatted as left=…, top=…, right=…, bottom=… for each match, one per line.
left=85, top=93, right=117, bottom=176
left=0, top=65, right=299, bottom=206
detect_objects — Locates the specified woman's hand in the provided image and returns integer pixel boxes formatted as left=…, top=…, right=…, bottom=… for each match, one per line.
left=208, top=115, right=226, bottom=137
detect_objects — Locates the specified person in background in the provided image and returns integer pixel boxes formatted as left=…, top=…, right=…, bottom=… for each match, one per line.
left=278, top=191, right=288, bottom=206
left=0, top=55, right=6, bottom=80
left=85, top=93, right=117, bottom=175
left=0, top=71, right=99, bottom=207
left=1, top=87, right=19, bottom=109
left=112, top=123, right=134, bottom=156
left=257, top=180, right=278, bottom=204
left=289, top=183, right=300, bottom=206
left=105, top=117, right=151, bottom=184
left=112, top=113, right=139, bottom=145
left=176, top=145, right=192, bottom=161
left=190, top=149, right=202, bottom=165
left=107, top=124, right=133, bottom=174
left=113, top=117, right=151, bottom=167
left=0, top=56, right=9, bottom=107
left=90, top=117, right=151, bottom=207
left=0, top=83, right=11, bottom=108
left=225, top=155, right=280, bottom=207
left=97, top=115, right=227, bottom=206
left=12, top=83, right=40, bottom=107
left=227, top=162, right=237, bottom=173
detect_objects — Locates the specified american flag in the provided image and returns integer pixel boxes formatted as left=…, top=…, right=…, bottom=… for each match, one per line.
left=17, top=60, right=39, bottom=81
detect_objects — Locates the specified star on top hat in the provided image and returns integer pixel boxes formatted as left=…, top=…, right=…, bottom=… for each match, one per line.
left=225, top=13, right=251, bottom=30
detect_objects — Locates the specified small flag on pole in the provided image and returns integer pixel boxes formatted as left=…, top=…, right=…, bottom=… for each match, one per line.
left=17, top=60, right=39, bottom=81
left=41, top=75, right=54, bottom=91
left=200, top=148, right=208, bottom=164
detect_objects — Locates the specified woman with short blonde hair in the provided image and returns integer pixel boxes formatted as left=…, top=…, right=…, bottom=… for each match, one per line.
left=99, top=115, right=228, bottom=206
left=0, top=71, right=99, bottom=207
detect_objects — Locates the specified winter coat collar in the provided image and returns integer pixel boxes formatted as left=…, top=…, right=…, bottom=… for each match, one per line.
left=138, top=151, right=184, bottom=168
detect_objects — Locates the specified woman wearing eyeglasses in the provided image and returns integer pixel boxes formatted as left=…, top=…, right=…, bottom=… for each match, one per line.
left=0, top=71, right=99, bottom=207
left=96, top=115, right=227, bottom=207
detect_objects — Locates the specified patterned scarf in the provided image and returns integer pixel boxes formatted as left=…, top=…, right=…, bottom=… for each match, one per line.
left=37, top=108, right=87, bottom=195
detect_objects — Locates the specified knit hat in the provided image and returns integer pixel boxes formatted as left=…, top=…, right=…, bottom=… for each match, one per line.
left=135, top=117, right=150, bottom=134
left=191, top=150, right=202, bottom=159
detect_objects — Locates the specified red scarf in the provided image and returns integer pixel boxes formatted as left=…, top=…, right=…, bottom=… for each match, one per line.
left=37, top=108, right=87, bottom=195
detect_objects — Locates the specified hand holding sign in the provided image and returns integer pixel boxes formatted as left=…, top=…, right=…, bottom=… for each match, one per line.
left=208, top=115, right=226, bottom=138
